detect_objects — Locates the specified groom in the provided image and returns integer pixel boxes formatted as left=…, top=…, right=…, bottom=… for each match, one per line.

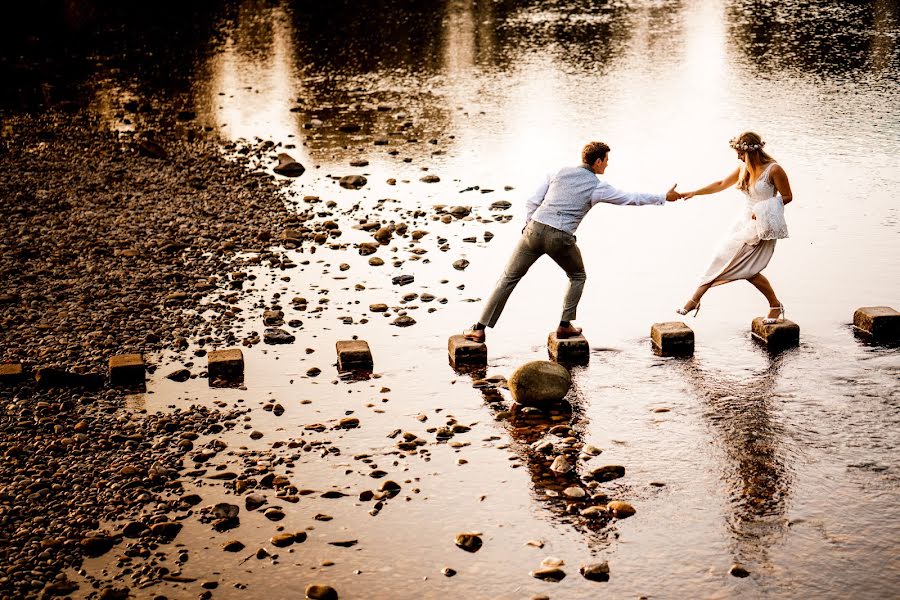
left=464, top=141, right=682, bottom=342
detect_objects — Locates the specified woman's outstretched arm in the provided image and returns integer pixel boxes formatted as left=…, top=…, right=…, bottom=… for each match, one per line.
left=769, top=164, right=793, bottom=204
left=682, top=167, right=740, bottom=199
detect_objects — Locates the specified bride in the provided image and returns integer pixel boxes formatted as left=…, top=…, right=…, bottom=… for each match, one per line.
left=678, top=132, right=793, bottom=323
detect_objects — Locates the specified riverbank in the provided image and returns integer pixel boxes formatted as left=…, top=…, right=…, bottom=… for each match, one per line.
left=0, top=106, right=294, bottom=598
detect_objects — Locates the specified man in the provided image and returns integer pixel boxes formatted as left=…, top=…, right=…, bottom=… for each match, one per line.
left=463, top=141, right=681, bottom=342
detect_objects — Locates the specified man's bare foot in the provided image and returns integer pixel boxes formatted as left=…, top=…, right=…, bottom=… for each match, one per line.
left=556, top=324, right=583, bottom=338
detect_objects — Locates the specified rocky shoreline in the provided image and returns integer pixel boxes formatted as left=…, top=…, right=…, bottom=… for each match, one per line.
left=0, top=108, right=292, bottom=598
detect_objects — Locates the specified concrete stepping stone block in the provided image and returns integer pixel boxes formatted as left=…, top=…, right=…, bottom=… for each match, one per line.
left=336, top=340, right=373, bottom=371
left=35, top=368, right=103, bottom=388
left=208, top=349, right=244, bottom=381
left=448, top=335, right=487, bottom=368
left=547, top=333, right=589, bottom=365
left=751, top=318, right=800, bottom=350
left=109, top=353, right=146, bottom=386
left=0, top=363, right=24, bottom=383
left=853, top=306, right=899, bottom=343
left=651, top=322, right=694, bottom=356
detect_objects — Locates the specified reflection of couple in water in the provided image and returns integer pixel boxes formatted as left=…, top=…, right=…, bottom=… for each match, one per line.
left=463, top=132, right=794, bottom=342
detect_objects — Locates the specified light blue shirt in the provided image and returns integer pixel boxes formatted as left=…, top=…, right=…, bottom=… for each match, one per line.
left=526, top=164, right=666, bottom=234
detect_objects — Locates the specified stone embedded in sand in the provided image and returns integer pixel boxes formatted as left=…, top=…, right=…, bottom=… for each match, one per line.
left=411, top=230, right=428, bottom=240
left=150, top=521, right=183, bottom=538
left=420, top=174, right=440, bottom=183
left=651, top=322, right=694, bottom=356
left=81, top=535, right=114, bottom=557
left=369, top=304, right=388, bottom=313
left=454, top=532, right=483, bottom=552
left=606, top=500, right=636, bottom=518
left=349, top=158, right=369, bottom=167
left=339, top=175, right=367, bottom=189
left=273, top=153, right=305, bottom=177
left=368, top=256, right=384, bottom=266
left=531, top=567, right=566, bottom=582
left=508, top=361, right=571, bottom=406
left=165, top=368, right=191, bottom=382
left=392, top=274, right=414, bottom=286
left=336, top=340, right=373, bottom=371
left=729, top=563, right=750, bottom=578
left=580, top=561, right=610, bottom=582
left=490, top=200, right=512, bottom=210
left=213, top=503, right=239, bottom=519
left=374, top=227, right=393, bottom=244
left=305, top=584, right=338, bottom=600
left=448, top=205, right=471, bottom=218
left=223, top=540, right=245, bottom=552
left=358, top=242, right=378, bottom=256
left=271, top=533, right=296, bottom=547
left=392, top=316, right=416, bottom=327
left=264, top=328, right=295, bottom=344
left=263, top=310, right=284, bottom=326
left=853, top=306, right=899, bottom=342
left=550, top=455, right=573, bottom=475
left=452, top=259, right=469, bottom=271
left=207, top=349, right=244, bottom=380
left=588, top=465, right=625, bottom=482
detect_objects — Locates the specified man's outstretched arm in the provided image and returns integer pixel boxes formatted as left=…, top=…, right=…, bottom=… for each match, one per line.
left=591, top=180, right=680, bottom=206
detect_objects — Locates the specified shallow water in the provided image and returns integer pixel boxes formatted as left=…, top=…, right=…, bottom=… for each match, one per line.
left=7, top=0, right=900, bottom=598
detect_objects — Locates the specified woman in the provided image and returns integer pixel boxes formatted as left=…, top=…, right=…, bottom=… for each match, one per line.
left=678, top=132, right=793, bottom=323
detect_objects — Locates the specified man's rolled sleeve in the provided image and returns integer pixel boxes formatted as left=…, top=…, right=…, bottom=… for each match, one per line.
left=591, top=180, right=666, bottom=206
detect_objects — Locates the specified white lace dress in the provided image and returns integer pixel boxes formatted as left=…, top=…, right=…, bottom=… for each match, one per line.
left=700, top=162, right=788, bottom=286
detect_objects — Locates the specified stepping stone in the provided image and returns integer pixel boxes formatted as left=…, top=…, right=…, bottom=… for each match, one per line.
left=448, top=335, right=487, bottom=368
left=35, top=368, right=103, bottom=388
left=208, top=349, right=244, bottom=381
left=650, top=322, right=694, bottom=357
left=853, top=306, right=900, bottom=343
left=0, top=363, right=24, bottom=383
left=109, top=353, right=145, bottom=386
left=547, top=332, right=589, bottom=365
left=751, top=318, right=800, bottom=350
left=336, top=340, right=373, bottom=371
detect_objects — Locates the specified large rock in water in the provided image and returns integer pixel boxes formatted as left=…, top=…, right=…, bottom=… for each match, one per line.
left=508, top=361, right=571, bottom=406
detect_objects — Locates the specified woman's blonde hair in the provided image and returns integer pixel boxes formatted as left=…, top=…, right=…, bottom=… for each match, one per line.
left=730, top=131, right=775, bottom=191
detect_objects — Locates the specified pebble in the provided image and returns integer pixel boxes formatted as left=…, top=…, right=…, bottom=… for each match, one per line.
left=530, top=567, right=566, bottom=582
left=580, top=561, right=610, bottom=582
left=305, top=584, right=338, bottom=600
left=730, top=563, right=750, bottom=578
left=606, top=501, right=636, bottom=518
left=454, top=532, right=483, bottom=553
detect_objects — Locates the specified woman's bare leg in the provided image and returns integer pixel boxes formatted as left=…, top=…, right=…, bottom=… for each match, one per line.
left=681, top=283, right=713, bottom=312
left=747, top=273, right=782, bottom=318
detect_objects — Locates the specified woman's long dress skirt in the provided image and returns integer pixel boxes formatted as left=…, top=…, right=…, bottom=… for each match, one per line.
left=700, top=238, right=776, bottom=287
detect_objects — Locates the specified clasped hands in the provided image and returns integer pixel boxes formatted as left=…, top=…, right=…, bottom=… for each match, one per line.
left=665, top=184, right=696, bottom=202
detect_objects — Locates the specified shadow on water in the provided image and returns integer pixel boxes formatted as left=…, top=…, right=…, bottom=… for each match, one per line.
left=677, top=350, right=793, bottom=574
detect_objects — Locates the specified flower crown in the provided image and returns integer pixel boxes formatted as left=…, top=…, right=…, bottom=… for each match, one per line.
left=729, top=137, right=765, bottom=152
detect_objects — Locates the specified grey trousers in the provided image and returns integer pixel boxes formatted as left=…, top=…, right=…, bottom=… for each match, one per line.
left=479, top=220, right=586, bottom=328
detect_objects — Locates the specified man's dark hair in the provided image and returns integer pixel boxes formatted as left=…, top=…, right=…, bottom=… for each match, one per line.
left=582, top=141, right=611, bottom=165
